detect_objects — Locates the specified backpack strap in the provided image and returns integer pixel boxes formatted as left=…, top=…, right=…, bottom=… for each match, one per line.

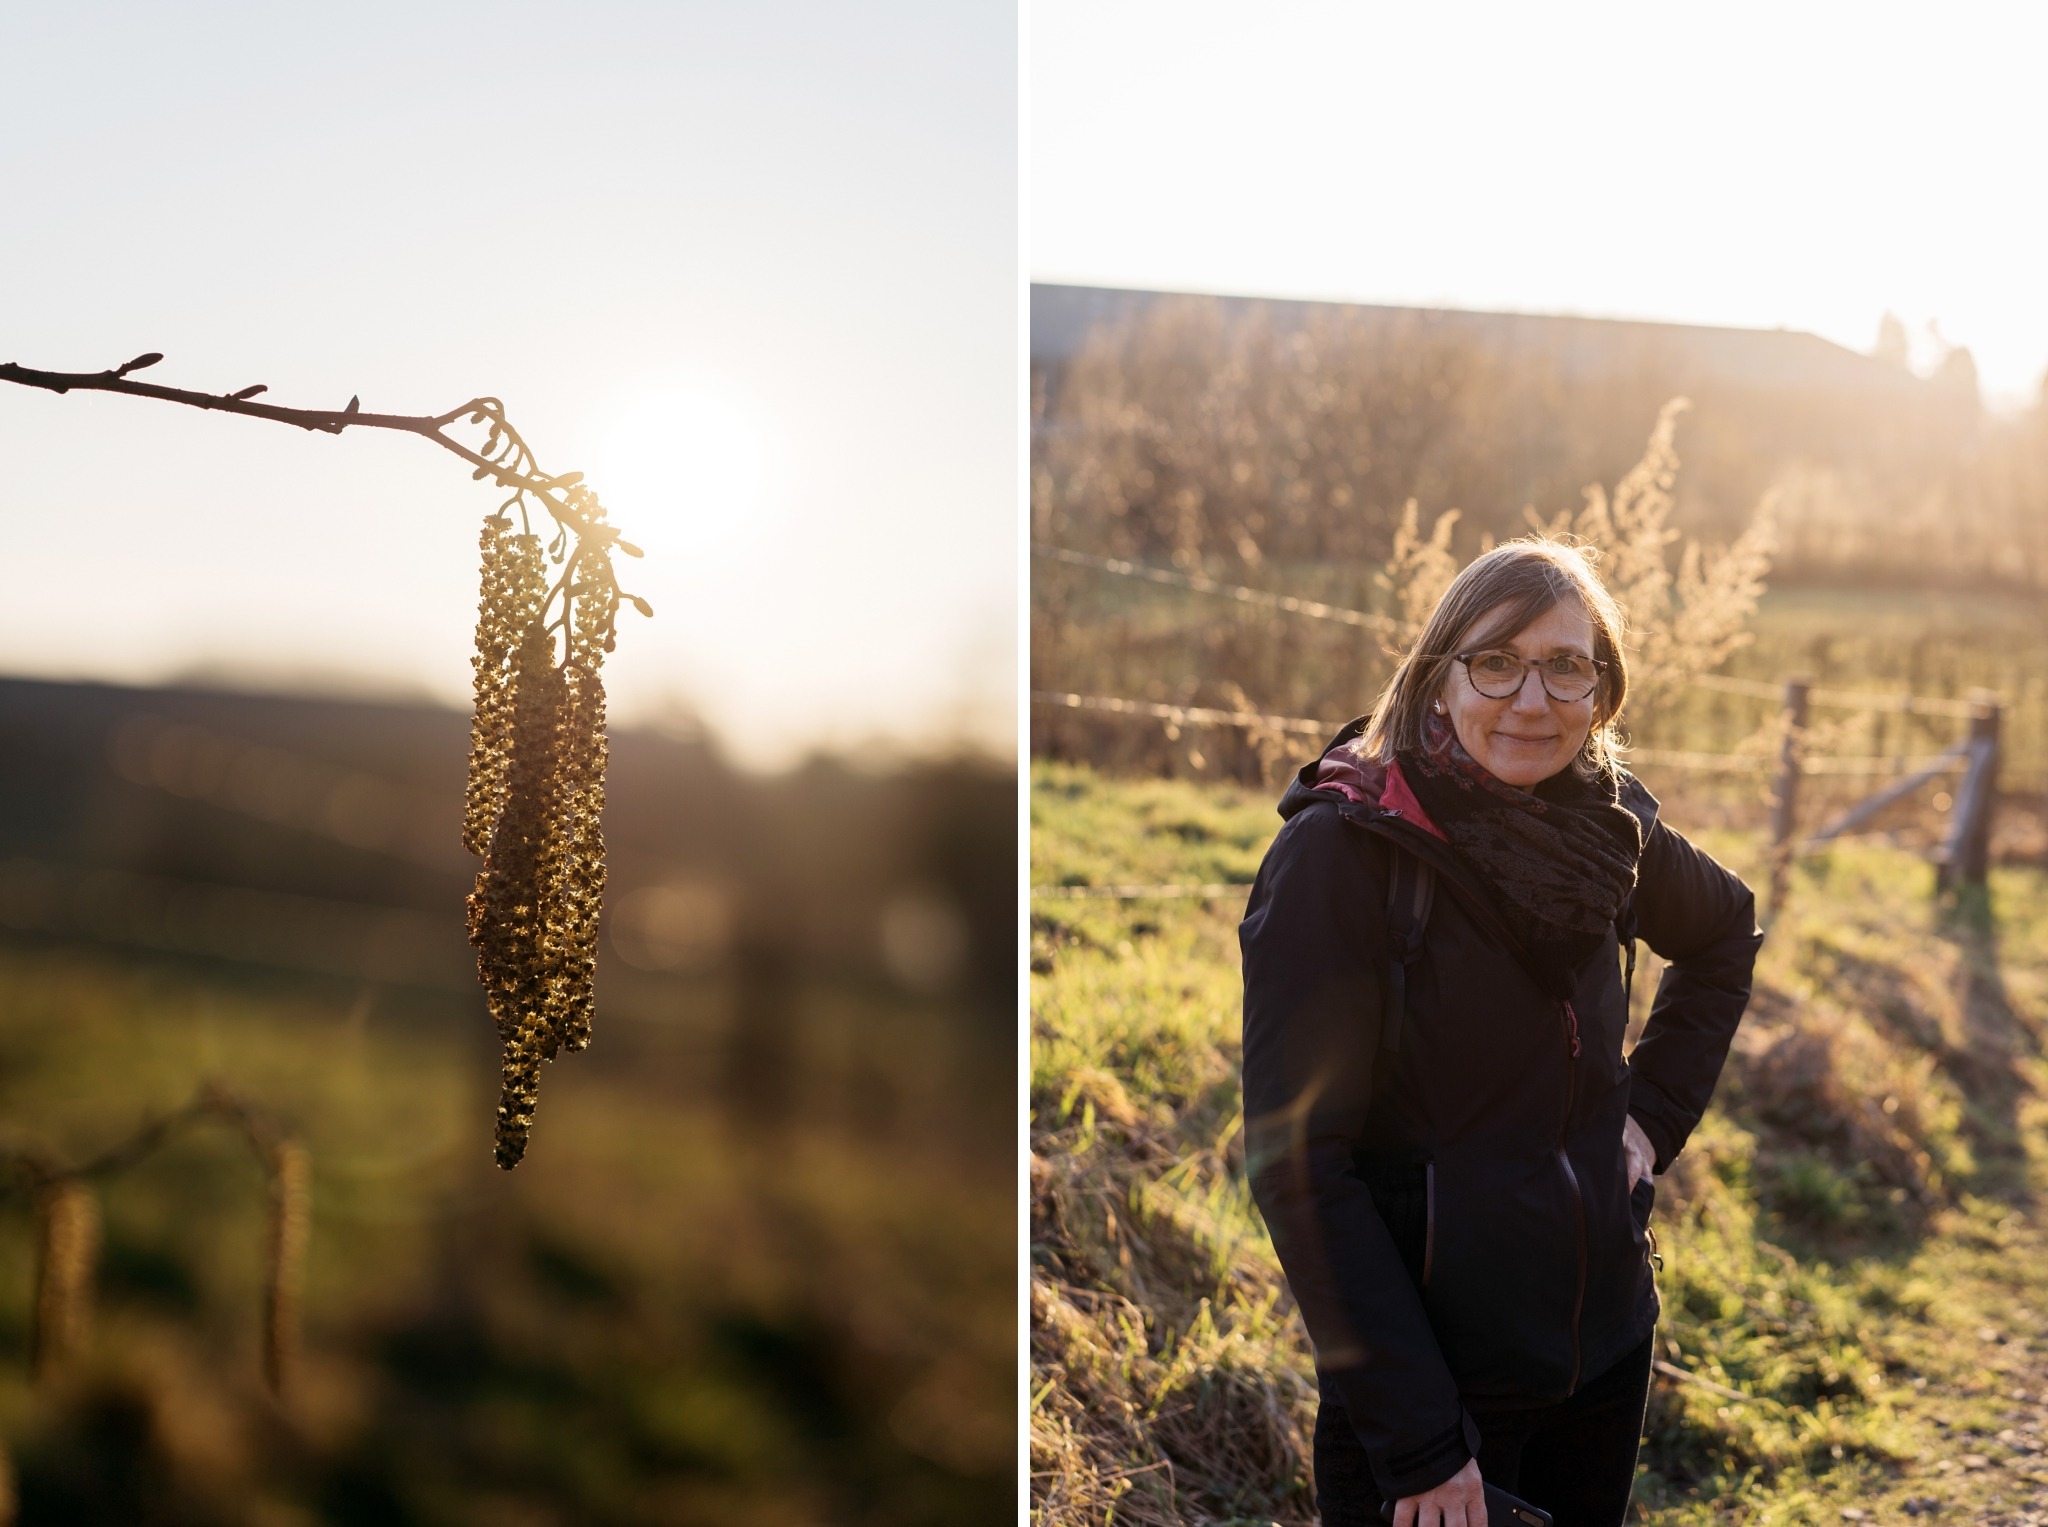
left=1372, top=839, right=1636, bottom=1072
left=1381, top=842, right=1435, bottom=1057
left=1615, top=891, right=1640, bottom=1016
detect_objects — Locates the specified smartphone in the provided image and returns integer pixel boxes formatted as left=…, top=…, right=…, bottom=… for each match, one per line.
left=1377, top=1482, right=1553, bottom=1527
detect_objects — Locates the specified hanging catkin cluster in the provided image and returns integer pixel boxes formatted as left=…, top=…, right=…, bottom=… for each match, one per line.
left=464, top=471, right=637, bottom=1169
left=263, top=1139, right=311, bottom=1395
left=30, top=1179, right=98, bottom=1379
left=5, top=1092, right=309, bottom=1396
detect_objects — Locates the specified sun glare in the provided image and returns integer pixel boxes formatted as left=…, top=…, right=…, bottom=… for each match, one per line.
left=584, top=380, right=772, bottom=556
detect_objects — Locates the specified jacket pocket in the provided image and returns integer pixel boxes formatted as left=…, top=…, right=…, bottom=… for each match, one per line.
left=1358, top=1149, right=1435, bottom=1293
left=1424, top=1145, right=1586, bottom=1398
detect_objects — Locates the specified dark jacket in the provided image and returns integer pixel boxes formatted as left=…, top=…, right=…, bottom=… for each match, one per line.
left=1240, top=722, right=1762, bottom=1499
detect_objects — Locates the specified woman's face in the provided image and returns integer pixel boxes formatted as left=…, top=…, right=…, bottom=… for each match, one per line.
left=1437, top=598, right=1600, bottom=787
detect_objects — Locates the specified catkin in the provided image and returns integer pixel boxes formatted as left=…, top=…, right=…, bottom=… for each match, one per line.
left=262, top=1140, right=311, bottom=1397
left=470, top=629, right=564, bottom=1166
left=554, top=537, right=612, bottom=1056
left=466, top=502, right=617, bottom=1167
left=552, top=661, right=606, bottom=1055
left=464, top=517, right=546, bottom=856
left=30, top=1178, right=99, bottom=1380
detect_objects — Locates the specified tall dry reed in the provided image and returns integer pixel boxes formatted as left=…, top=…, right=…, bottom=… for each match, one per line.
left=1034, top=393, right=1776, bottom=781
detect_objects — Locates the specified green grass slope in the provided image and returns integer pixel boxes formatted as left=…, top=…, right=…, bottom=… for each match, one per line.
left=0, top=948, right=1012, bottom=1527
left=1030, top=759, right=2048, bottom=1527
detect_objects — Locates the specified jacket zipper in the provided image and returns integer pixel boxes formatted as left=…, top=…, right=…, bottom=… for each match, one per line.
left=1422, top=1163, right=1436, bottom=1290
left=1557, top=999, right=1587, bottom=1395
left=1348, top=817, right=1592, bottom=1394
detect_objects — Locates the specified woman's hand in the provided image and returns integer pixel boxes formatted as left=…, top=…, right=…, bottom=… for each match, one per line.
left=1394, top=1455, right=1485, bottom=1527
left=1623, top=1114, right=1655, bottom=1187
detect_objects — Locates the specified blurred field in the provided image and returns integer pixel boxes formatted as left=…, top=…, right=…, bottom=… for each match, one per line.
left=0, top=677, right=1014, bottom=1526
left=1029, top=761, right=2048, bottom=1527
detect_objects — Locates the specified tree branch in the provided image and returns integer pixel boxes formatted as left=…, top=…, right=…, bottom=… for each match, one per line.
left=3, top=352, right=651, bottom=1175
left=0, top=354, right=611, bottom=545
left=0, top=1081, right=294, bottom=1190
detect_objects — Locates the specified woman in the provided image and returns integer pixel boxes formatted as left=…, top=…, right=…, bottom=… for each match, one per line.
left=1240, top=540, right=1761, bottom=1527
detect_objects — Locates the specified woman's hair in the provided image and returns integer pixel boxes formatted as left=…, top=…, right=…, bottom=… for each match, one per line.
left=1358, top=538, right=1630, bottom=778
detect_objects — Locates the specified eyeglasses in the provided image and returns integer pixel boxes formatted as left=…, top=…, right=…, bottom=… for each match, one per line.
left=1448, top=648, right=1607, bottom=703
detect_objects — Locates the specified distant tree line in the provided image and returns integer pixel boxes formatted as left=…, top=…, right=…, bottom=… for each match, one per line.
left=1032, top=293, right=2047, bottom=593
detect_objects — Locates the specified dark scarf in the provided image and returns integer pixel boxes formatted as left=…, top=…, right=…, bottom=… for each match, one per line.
left=1396, top=711, right=1643, bottom=995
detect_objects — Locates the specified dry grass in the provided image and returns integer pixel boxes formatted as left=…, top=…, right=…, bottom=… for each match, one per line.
left=1036, top=402, right=1776, bottom=788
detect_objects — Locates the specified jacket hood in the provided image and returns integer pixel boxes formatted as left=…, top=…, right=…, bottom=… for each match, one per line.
left=1277, top=718, right=1373, bottom=821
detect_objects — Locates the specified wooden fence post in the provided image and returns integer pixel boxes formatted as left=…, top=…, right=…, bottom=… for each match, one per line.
left=1768, top=677, right=1809, bottom=916
left=1937, top=694, right=2001, bottom=892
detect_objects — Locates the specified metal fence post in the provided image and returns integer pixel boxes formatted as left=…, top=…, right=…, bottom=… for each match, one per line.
left=1767, top=677, right=1809, bottom=917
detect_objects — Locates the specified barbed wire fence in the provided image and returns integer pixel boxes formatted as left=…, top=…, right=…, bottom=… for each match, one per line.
left=1031, top=545, right=2017, bottom=913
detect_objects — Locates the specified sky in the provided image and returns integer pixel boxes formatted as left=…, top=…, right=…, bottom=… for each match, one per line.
left=1032, top=2, right=2048, bottom=407
left=0, top=0, right=1015, bottom=769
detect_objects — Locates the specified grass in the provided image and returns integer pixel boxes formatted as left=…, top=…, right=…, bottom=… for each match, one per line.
left=1030, top=757, right=2048, bottom=1526
left=0, top=945, right=1013, bottom=1526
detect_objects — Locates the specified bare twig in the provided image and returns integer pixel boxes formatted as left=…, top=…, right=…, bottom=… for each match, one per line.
left=0, top=354, right=649, bottom=631
left=1653, top=1357, right=1778, bottom=1407
left=0, top=1082, right=291, bottom=1190
left=2, top=356, right=582, bottom=526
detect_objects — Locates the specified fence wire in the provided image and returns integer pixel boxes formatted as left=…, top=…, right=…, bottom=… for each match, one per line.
left=1031, top=884, right=1248, bottom=900
left=1032, top=690, right=1334, bottom=736
left=1040, top=543, right=1997, bottom=720
left=1034, top=544, right=1397, bottom=633
left=1036, top=692, right=1981, bottom=776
